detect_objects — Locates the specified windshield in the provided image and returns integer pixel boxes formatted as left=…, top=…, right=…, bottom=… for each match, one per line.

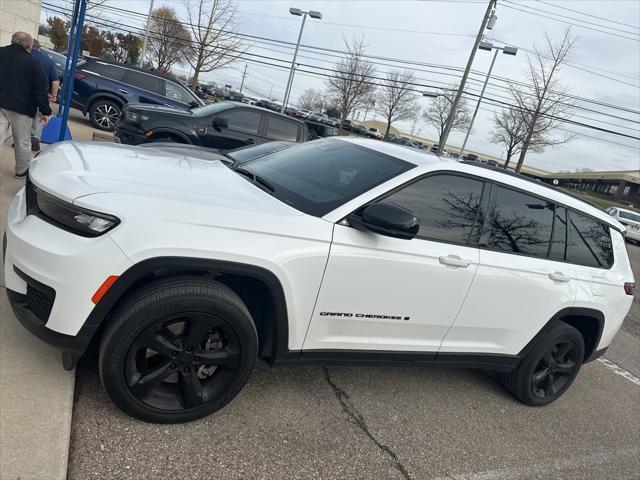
left=620, top=210, right=640, bottom=222
left=239, top=139, right=414, bottom=216
left=227, top=141, right=293, bottom=164
left=191, top=102, right=233, bottom=117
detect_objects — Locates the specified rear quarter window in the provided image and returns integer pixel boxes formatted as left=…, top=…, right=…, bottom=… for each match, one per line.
left=566, top=211, right=613, bottom=268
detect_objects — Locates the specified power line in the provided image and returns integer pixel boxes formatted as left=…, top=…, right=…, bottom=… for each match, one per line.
left=533, top=0, right=640, bottom=31
left=500, top=1, right=640, bottom=42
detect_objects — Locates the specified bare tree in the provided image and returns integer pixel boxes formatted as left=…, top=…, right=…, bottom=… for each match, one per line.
left=325, top=36, right=376, bottom=127
left=376, top=69, right=418, bottom=136
left=422, top=87, right=471, bottom=141
left=297, top=88, right=324, bottom=110
left=148, top=6, right=192, bottom=71
left=183, top=0, right=244, bottom=91
left=488, top=107, right=528, bottom=168
left=510, top=28, right=576, bottom=172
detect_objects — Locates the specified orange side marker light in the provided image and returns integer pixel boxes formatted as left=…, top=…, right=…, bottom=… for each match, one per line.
left=92, top=275, right=119, bottom=304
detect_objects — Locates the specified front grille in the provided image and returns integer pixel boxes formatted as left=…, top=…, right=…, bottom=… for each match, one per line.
left=13, top=267, right=56, bottom=324
left=27, top=285, right=55, bottom=324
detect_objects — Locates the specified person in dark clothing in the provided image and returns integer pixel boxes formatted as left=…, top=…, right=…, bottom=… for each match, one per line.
left=0, top=32, right=52, bottom=178
left=30, top=39, right=60, bottom=152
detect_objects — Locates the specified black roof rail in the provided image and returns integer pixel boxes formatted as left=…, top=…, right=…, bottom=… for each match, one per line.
left=460, top=160, right=606, bottom=213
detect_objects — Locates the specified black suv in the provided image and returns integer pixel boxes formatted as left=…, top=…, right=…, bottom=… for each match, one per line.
left=71, top=58, right=203, bottom=131
left=116, top=101, right=309, bottom=149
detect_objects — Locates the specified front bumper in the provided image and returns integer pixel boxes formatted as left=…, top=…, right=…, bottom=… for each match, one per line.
left=114, top=125, right=147, bottom=145
left=4, top=187, right=132, bottom=363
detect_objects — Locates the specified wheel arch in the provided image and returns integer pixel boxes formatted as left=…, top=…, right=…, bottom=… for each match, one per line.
left=85, top=92, right=125, bottom=115
left=73, top=257, right=289, bottom=368
left=519, top=307, right=604, bottom=363
left=148, top=128, right=193, bottom=144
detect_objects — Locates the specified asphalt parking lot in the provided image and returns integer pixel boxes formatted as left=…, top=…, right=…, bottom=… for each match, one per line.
left=68, top=245, right=640, bottom=480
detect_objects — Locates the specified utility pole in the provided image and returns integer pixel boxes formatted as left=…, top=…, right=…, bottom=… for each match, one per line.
left=437, top=0, right=496, bottom=156
left=268, top=85, right=273, bottom=101
left=239, top=64, right=248, bottom=93
left=139, top=0, right=155, bottom=67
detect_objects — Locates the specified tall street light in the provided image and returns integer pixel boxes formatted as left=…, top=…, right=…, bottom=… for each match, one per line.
left=281, top=7, right=323, bottom=113
left=437, top=0, right=497, bottom=156
left=459, top=41, right=517, bottom=157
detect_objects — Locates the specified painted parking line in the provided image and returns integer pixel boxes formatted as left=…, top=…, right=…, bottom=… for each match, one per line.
left=598, top=357, right=640, bottom=386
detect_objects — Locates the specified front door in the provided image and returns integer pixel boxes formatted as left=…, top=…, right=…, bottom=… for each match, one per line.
left=303, top=173, right=488, bottom=353
left=203, top=109, right=265, bottom=150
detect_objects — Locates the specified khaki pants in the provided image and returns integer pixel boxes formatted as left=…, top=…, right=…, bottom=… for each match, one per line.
left=0, top=107, right=33, bottom=175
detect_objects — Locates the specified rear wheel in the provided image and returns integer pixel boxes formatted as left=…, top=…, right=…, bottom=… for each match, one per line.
left=89, top=99, right=122, bottom=131
left=99, top=277, right=258, bottom=423
left=501, top=321, right=584, bottom=406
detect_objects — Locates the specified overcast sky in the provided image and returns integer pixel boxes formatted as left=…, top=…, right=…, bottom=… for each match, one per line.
left=45, top=0, right=640, bottom=173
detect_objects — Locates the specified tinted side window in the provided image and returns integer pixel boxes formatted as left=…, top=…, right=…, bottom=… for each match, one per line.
left=486, top=186, right=554, bottom=258
left=80, top=62, right=126, bottom=81
left=224, top=110, right=261, bottom=135
left=566, top=212, right=613, bottom=268
left=267, top=116, right=299, bottom=141
left=123, top=71, right=163, bottom=94
left=164, top=81, right=194, bottom=105
left=384, top=174, right=485, bottom=245
left=548, top=206, right=567, bottom=261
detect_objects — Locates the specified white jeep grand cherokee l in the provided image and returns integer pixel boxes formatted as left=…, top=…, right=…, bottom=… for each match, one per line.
left=4, top=138, right=634, bottom=423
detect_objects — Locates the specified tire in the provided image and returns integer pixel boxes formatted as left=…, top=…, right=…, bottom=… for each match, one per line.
left=501, top=321, right=584, bottom=406
left=89, top=99, right=122, bottom=131
left=98, top=276, right=258, bottom=423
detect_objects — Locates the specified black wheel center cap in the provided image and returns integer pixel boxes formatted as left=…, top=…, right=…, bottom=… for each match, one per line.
left=177, top=352, right=193, bottom=365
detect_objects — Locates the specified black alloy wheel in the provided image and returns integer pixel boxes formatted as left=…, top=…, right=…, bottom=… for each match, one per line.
left=530, top=341, right=579, bottom=399
left=500, top=321, right=584, bottom=406
left=125, top=313, right=240, bottom=411
left=99, top=277, right=258, bottom=423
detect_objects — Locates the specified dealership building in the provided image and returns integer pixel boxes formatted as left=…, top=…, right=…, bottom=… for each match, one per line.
left=0, top=0, right=41, bottom=46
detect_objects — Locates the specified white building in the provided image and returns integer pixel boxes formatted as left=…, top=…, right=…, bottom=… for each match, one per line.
left=0, top=0, right=42, bottom=46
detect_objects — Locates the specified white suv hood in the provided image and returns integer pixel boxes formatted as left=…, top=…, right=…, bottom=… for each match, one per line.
left=29, top=141, right=300, bottom=217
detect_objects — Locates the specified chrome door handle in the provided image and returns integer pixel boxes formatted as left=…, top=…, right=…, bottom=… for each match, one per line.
left=549, top=271, right=571, bottom=282
left=118, top=88, right=129, bottom=94
left=439, top=255, right=471, bottom=268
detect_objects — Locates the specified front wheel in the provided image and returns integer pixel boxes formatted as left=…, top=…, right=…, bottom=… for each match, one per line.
left=98, top=277, right=258, bottom=423
left=501, top=321, right=584, bottom=406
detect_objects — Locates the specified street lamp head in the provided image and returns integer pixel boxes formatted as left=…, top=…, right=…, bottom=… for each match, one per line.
left=308, top=10, right=323, bottom=19
left=289, top=7, right=302, bottom=16
left=478, top=41, right=493, bottom=51
left=422, top=91, right=438, bottom=98
left=502, top=46, right=518, bottom=56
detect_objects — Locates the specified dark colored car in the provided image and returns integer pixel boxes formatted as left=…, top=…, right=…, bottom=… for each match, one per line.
left=463, top=153, right=480, bottom=162
left=70, top=58, right=204, bottom=131
left=41, top=47, right=66, bottom=81
left=342, top=119, right=353, bottom=131
left=305, top=121, right=337, bottom=139
left=352, top=124, right=367, bottom=135
left=115, top=101, right=309, bottom=150
left=228, top=90, right=244, bottom=102
left=254, top=100, right=282, bottom=112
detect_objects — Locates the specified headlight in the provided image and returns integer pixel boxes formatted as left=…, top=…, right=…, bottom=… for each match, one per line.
left=124, top=111, right=149, bottom=123
left=26, top=180, right=120, bottom=237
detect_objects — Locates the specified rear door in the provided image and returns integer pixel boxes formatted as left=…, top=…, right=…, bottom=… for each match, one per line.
left=264, top=115, right=303, bottom=143
left=121, top=70, right=165, bottom=106
left=442, top=185, right=577, bottom=355
left=304, top=173, right=486, bottom=353
left=202, top=108, right=265, bottom=150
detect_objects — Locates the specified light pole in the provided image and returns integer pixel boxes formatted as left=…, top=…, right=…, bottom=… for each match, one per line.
left=139, top=0, right=155, bottom=67
left=459, top=41, right=517, bottom=157
left=281, top=7, right=322, bottom=113
left=437, top=0, right=497, bottom=156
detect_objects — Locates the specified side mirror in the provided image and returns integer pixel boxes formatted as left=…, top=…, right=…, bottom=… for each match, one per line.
left=347, top=202, right=419, bottom=240
left=213, top=117, right=229, bottom=129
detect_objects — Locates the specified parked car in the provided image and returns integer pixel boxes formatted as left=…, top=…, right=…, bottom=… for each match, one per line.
left=326, top=117, right=341, bottom=128
left=352, top=124, right=367, bottom=135
left=305, top=121, right=337, bottom=139
left=342, top=119, right=353, bottom=131
left=430, top=144, right=448, bottom=155
left=366, top=127, right=383, bottom=140
left=41, top=47, right=66, bottom=81
left=463, top=153, right=480, bottom=162
left=254, top=100, right=281, bottom=112
left=69, top=58, right=204, bottom=131
left=486, top=159, right=500, bottom=167
left=284, top=107, right=298, bottom=117
left=384, top=133, right=397, bottom=142
left=606, top=207, right=640, bottom=243
left=7, top=137, right=633, bottom=423
left=241, top=97, right=256, bottom=105
left=295, top=109, right=311, bottom=119
left=308, top=112, right=328, bottom=123
left=115, top=101, right=308, bottom=149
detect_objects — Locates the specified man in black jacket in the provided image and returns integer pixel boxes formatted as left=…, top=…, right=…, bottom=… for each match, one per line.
left=0, top=32, right=52, bottom=178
